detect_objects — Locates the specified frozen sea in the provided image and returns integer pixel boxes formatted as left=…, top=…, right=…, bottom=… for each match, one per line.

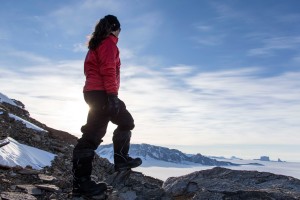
left=134, top=158, right=300, bottom=181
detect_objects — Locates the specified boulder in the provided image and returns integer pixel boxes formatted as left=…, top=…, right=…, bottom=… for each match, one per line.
left=163, top=167, right=300, bottom=200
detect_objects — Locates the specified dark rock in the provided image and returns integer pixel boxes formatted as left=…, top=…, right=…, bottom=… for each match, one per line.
left=163, top=167, right=300, bottom=200
left=38, top=174, right=57, bottom=182
left=0, top=164, right=12, bottom=170
left=35, top=184, right=61, bottom=192
left=0, top=137, right=10, bottom=148
left=16, top=184, right=42, bottom=195
left=257, top=156, right=270, bottom=161
left=0, top=191, right=37, bottom=200
left=17, top=168, right=40, bottom=175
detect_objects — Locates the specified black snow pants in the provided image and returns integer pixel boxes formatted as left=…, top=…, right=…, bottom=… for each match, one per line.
left=74, top=90, right=135, bottom=151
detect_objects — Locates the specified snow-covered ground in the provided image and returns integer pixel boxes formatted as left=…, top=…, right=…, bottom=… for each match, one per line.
left=8, top=113, right=47, bottom=132
left=0, top=137, right=55, bottom=169
left=134, top=158, right=300, bottom=181
left=0, top=92, right=18, bottom=106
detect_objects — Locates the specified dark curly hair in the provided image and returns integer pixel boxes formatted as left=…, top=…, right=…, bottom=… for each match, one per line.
left=88, top=15, right=120, bottom=50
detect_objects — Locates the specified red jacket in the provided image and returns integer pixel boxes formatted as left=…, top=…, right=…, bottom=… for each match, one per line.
left=83, top=34, right=120, bottom=95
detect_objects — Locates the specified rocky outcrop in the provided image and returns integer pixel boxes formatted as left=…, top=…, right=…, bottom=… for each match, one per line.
left=0, top=101, right=77, bottom=154
left=2, top=157, right=300, bottom=200
left=0, top=144, right=170, bottom=200
left=163, top=167, right=300, bottom=200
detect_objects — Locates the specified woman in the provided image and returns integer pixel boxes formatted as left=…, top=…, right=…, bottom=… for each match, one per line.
left=72, top=14, right=142, bottom=197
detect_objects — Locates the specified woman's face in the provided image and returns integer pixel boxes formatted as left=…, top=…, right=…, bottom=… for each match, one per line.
left=112, top=28, right=121, bottom=38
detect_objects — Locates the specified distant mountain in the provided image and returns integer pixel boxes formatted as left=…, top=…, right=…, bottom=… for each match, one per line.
left=97, top=143, right=239, bottom=166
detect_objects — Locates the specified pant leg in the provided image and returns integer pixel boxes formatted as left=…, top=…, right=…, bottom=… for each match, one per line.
left=110, top=99, right=135, bottom=163
left=75, top=91, right=110, bottom=151
left=110, top=99, right=135, bottom=131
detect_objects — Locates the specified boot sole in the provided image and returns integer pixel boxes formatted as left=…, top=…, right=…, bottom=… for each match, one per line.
left=115, top=160, right=142, bottom=171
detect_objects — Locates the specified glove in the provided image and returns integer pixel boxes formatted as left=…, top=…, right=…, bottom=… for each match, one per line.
left=107, top=94, right=120, bottom=117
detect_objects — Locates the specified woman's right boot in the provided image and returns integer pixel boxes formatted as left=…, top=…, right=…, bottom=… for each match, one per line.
left=72, top=149, right=107, bottom=196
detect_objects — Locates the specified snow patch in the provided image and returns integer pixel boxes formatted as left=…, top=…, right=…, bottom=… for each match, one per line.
left=8, top=113, right=47, bottom=132
left=0, top=138, right=10, bottom=148
left=0, top=92, right=18, bottom=106
left=0, top=137, right=56, bottom=169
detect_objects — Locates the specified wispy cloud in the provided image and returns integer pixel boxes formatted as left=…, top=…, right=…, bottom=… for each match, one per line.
left=192, top=23, right=226, bottom=46
left=195, top=25, right=213, bottom=32
left=0, top=58, right=86, bottom=134
left=43, top=1, right=163, bottom=53
left=2, top=54, right=299, bottom=147
left=248, top=36, right=300, bottom=56
left=277, top=13, right=300, bottom=23
left=163, top=65, right=195, bottom=76
left=192, top=35, right=225, bottom=46
left=0, top=47, right=52, bottom=69
left=209, top=1, right=253, bottom=23
left=121, top=11, right=164, bottom=51
left=45, top=0, right=122, bottom=36
left=118, top=62, right=300, bottom=147
left=6, top=50, right=51, bottom=64
left=73, top=43, right=87, bottom=52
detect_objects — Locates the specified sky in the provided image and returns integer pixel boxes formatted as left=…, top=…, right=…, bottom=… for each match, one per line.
left=1, top=0, right=300, bottom=161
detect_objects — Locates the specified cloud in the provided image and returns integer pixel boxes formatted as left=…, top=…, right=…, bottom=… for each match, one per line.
left=0, top=47, right=52, bottom=70
left=6, top=50, right=51, bottom=64
left=192, top=24, right=226, bottom=46
left=119, top=48, right=135, bottom=60
left=248, top=36, right=300, bottom=56
left=2, top=54, right=300, bottom=148
left=73, top=43, right=88, bottom=52
left=209, top=1, right=253, bottom=23
left=0, top=58, right=87, bottom=135
left=163, top=65, right=195, bottom=76
left=120, top=11, right=164, bottom=51
left=192, top=35, right=225, bottom=46
left=120, top=64, right=300, bottom=147
left=42, top=1, right=163, bottom=54
left=195, top=25, right=213, bottom=32
left=45, top=0, right=122, bottom=36
left=277, top=13, right=300, bottom=23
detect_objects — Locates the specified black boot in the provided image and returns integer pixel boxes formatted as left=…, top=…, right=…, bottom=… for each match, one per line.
left=72, top=149, right=108, bottom=196
left=113, top=129, right=142, bottom=171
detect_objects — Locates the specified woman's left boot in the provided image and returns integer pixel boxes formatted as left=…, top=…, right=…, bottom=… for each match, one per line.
left=112, top=130, right=142, bottom=171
